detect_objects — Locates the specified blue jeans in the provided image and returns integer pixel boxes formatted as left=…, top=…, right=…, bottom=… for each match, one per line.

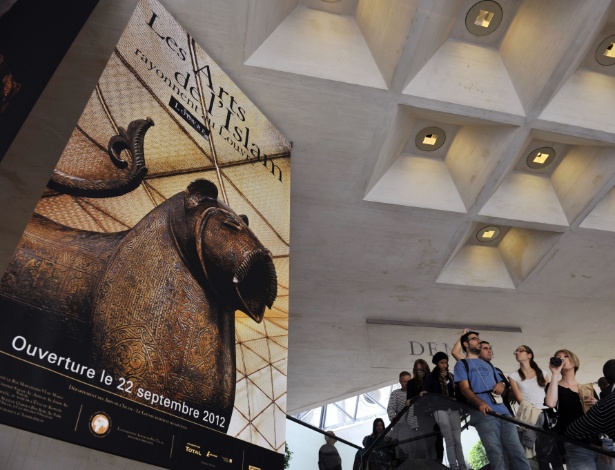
left=565, top=442, right=598, bottom=470
left=471, top=411, right=530, bottom=470
left=599, top=438, right=615, bottom=470
left=565, top=440, right=615, bottom=470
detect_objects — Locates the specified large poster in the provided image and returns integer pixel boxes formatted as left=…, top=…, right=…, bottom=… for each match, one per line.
left=0, top=0, right=290, bottom=468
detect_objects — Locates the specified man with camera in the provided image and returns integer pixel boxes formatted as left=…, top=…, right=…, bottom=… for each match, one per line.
left=454, top=331, right=530, bottom=470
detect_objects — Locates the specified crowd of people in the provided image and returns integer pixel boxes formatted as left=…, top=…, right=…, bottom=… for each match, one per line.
left=319, top=329, right=615, bottom=470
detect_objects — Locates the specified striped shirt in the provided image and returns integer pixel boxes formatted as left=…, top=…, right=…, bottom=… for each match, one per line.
left=566, top=389, right=615, bottom=442
left=387, top=388, right=419, bottom=428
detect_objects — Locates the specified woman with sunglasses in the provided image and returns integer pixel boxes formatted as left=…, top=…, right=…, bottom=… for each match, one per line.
left=509, top=345, right=562, bottom=470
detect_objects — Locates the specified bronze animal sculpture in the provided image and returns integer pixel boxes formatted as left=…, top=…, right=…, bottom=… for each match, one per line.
left=0, top=179, right=277, bottom=431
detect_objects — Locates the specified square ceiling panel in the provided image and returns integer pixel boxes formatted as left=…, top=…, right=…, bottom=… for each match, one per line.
left=437, top=222, right=562, bottom=289
left=365, top=105, right=519, bottom=213
left=245, top=5, right=387, bottom=88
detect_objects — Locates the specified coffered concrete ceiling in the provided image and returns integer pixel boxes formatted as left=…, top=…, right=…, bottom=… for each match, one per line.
left=3, top=0, right=615, bottom=417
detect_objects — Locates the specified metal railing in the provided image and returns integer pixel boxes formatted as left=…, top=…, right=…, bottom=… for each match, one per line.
left=289, top=393, right=615, bottom=470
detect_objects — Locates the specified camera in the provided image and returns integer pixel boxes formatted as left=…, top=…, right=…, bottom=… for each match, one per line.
left=550, top=356, right=562, bottom=367
left=489, top=392, right=504, bottom=404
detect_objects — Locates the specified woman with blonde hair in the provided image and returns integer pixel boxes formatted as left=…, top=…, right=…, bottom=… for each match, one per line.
left=545, top=349, right=599, bottom=469
left=509, top=345, right=562, bottom=470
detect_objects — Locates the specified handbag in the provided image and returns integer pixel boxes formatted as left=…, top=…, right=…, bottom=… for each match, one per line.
left=542, top=407, right=558, bottom=431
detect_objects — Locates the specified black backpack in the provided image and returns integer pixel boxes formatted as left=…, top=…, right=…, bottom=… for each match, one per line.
left=453, top=359, right=471, bottom=404
left=454, top=359, right=514, bottom=414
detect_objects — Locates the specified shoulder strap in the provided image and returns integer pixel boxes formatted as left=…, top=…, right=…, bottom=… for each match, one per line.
left=488, top=363, right=499, bottom=383
left=465, top=359, right=498, bottom=395
left=495, top=366, right=510, bottom=387
left=460, top=359, right=472, bottom=390
left=483, top=361, right=504, bottom=386
left=462, top=358, right=469, bottom=373
left=490, top=364, right=515, bottom=414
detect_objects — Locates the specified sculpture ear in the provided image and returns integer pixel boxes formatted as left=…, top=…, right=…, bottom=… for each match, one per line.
left=239, top=215, right=249, bottom=226
left=185, top=179, right=218, bottom=209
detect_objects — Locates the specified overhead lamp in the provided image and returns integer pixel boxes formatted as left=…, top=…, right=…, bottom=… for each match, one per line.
left=476, top=226, right=501, bottom=242
left=415, top=127, right=446, bottom=151
left=526, top=147, right=555, bottom=170
left=423, top=134, right=438, bottom=146
left=466, top=1, right=503, bottom=37
left=475, top=10, right=494, bottom=28
left=596, top=35, right=615, bottom=66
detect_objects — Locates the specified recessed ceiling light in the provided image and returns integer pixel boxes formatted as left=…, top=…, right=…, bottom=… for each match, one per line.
left=466, top=1, right=503, bottom=37
left=526, top=147, right=556, bottom=170
left=423, top=134, right=438, bottom=146
left=596, top=35, right=615, bottom=66
left=475, top=10, right=495, bottom=28
left=415, top=127, right=446, bottom=152
left=476, top=226, right=501, bottom=242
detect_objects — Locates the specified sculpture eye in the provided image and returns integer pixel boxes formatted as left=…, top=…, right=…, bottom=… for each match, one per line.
left=223, top=216, right=243, bottom=231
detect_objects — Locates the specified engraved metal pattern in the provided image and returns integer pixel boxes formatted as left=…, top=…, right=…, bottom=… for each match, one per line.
left=0, top=180, right=277, bottom=433
left=30, top=30, right=290, bottom=450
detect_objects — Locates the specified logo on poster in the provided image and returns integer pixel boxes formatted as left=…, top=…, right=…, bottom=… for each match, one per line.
left=89, top=411, right=111, bottom=437
left=185, top=443, right=202, bottom=456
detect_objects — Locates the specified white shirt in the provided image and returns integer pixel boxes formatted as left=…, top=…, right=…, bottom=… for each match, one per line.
left=509, top=369, right=549, bottom=409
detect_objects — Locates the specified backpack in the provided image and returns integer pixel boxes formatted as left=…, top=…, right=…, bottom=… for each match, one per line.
left=454, top=359, right=514, bottom=414
left=454, top=359, right=470, bottom=404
